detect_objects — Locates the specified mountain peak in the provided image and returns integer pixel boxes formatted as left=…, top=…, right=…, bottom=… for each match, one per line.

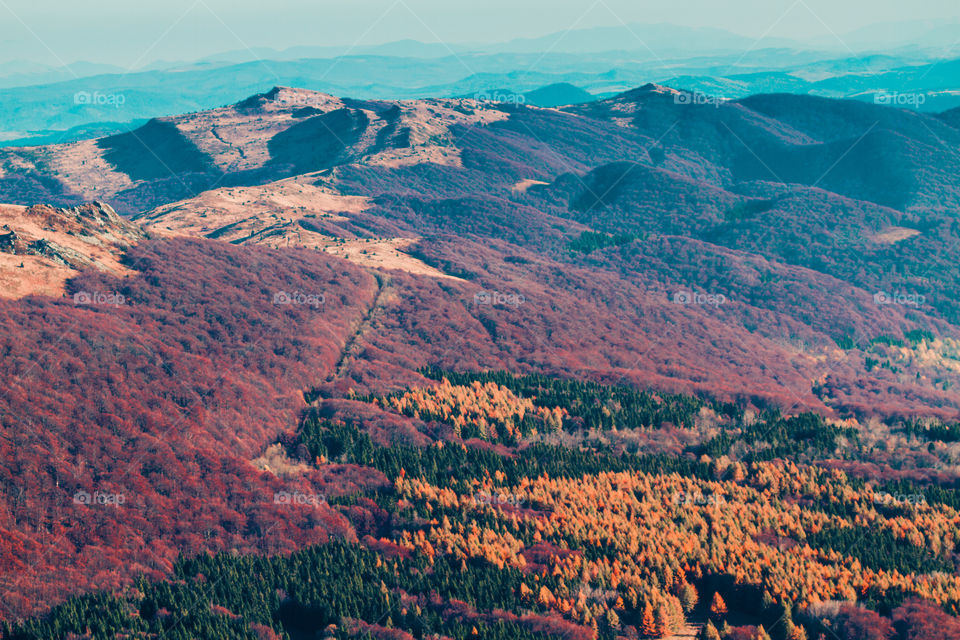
left=611, top=83, right=683, bottom=102
left=235, top=86, right=341, bottom=111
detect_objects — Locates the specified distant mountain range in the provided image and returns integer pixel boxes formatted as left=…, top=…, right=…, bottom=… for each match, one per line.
left=148, top=20, right=960, bottom=65
left=0, top=60, right=124, bottom=89
left=1, top=20, right=958, bottom=145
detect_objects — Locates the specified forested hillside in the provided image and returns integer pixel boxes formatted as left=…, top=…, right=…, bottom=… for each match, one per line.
left=2, top=84, right=960, bottom=639
left=7, top=372, right=960, bottom=639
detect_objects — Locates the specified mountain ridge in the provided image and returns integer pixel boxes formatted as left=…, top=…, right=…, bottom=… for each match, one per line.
left=1, top=84, right=959, bottom=418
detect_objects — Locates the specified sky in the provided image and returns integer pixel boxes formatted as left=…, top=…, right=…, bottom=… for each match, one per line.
left=0, top=0, right=958, bottom=67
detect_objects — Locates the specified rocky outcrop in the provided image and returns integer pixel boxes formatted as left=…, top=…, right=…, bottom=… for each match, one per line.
left=0, top=201, right=148, bottom=297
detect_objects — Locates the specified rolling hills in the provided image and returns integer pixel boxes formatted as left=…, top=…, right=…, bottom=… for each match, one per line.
left=3, top=84, right=960, bottom=636
left=3, top=85, right=960, bottom=416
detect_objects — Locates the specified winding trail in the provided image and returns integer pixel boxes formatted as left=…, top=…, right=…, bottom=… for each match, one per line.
left=329, top=273, right=393, bottom=381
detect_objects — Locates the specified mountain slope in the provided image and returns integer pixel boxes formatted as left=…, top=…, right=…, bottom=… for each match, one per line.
left=0, top=238, right=378, bottom=619
left=2, top=86, right=960, bottom=416
left=4, top=84, right=960, bottom=627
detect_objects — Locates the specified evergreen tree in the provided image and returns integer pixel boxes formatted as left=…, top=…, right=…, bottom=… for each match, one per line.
left=679, top=582, right=699, bottom=614
left=699, top=621, right=721, bottom=640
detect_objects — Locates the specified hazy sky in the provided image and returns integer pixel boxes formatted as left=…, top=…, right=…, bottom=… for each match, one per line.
left=1, top=0, right=958, bottom=67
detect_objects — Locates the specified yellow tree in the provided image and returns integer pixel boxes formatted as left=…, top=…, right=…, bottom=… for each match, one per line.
left=639, top=602, right=657, bottom=638
left=786, top=624, right=808, bottom=640
left=537, top=585, right=556, bottom=607
left=709, top=592, right=727, bottom=621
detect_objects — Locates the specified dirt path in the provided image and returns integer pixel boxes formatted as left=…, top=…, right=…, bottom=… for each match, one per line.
left=329, top=273, right=393, bottom=381
left=665, top=622, right=702, bottom=640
